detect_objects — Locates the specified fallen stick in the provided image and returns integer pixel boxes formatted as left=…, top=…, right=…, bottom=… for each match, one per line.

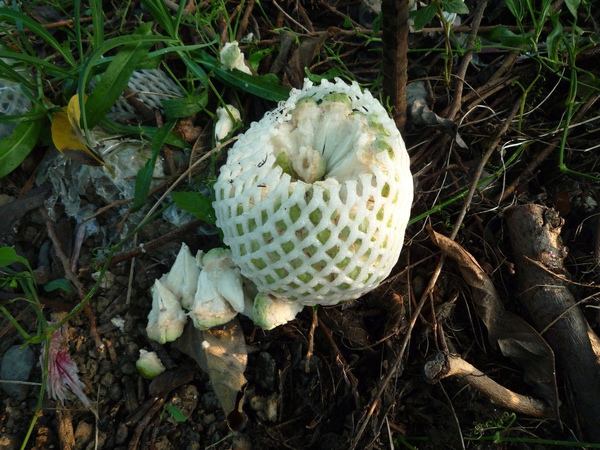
left=506, top=204, right=600, bottom=443
left=423, top=351, right=554, bottom=418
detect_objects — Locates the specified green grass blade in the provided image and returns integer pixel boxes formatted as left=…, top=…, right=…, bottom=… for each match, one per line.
left=133, top=120, right=177, bottom=211
left=140, top=0, right=177, bottom=38
left=77, top=34, right=176, bottom=91
left=214, top=68, right=290, bottom=102
left=0, top=8, right=76, bottom=67
left=0, top=247, right=32, bottom=272
left=0, top=110, right=43, bottom=179
left=162, top=92, right=208, bottom=120
left=84, top=22, right=156, bottom=128
left=73, top=0, right=85, bottom=63
left=89, top=0, right=105, bottom=49
left=181, top=55, right=210, bottom=86
left=101, top=119, right=189, bottom=148
left=193, top=51, right=290, bottom=101
left=0, top=51, right=73, bottom=81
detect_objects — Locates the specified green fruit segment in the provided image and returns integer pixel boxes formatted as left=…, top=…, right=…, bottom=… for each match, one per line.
left=381, top=183, right=390, bottom=197
left=275, top=267, right=289, bottom=278
left=340, top=226, right=350, bottom=240
left=252, top=258, right=267, bottom=270
left=281, top=241, right=295, bottom=254
left=347, top=267, right=361, bottom=281
left=297, top=273, right=313, bottom=283
left=336, top=257, right=351, bottom=270
left=317, top=229, right=331, bottom=244
left=289, top=204, right=301, bottom=222
left=309, top=208, right=322, bottom=225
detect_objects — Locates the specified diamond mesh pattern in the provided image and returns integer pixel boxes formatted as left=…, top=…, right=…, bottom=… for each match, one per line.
left=214, top=79, right=413, bottom=306
left=0, top=79, right=32, bottom=139
left=109, top=69, right=183, bottom=115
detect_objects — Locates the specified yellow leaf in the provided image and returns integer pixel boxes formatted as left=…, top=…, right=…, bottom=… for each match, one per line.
left=51, top=95, right=115, bottom=176
left=66, top=93, right=86, bottom=136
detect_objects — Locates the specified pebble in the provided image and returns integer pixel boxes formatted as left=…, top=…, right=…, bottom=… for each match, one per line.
left=74, top=421, right=93, bottom=450
left=0, top=345, right=35, bottom=400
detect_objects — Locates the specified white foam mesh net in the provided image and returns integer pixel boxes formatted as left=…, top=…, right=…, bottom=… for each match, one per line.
left=109, top=68, right=183, bottom=115
left=214, top=79, right=413, bottom=306
left=0, top=74, right=32, bottom=139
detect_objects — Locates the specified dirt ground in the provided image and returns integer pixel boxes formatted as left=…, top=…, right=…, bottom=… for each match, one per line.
left=1, top=1, right=600, bottom=449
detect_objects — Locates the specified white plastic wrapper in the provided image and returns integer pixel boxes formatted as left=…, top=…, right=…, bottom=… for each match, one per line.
left=214, top=78, right=413, bottom=306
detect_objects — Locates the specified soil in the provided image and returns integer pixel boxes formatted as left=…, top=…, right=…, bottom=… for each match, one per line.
left=2, top=1, right=600, bottom=449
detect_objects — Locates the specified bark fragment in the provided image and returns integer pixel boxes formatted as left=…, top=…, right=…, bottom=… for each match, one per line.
left=506, top=204, right=600, bottom=443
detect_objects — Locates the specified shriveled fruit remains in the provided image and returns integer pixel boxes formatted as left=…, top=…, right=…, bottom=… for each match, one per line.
left=213, top=78, right=413, bottom=307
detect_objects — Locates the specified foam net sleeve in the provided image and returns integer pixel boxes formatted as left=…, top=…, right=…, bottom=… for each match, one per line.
left=214, top=78, right=413, bottom=306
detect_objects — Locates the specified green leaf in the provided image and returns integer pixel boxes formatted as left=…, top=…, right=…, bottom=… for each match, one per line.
left=0, top=110, right=43, bottom=179
left=162, top=92, right=208, bottom=120
left=0, top=247, right=32, bottom=272
left=248, top=48, right=273, bottom=72
left=181, top=55, right=210, bottom=87
left=172, top=191, right=216, bottom=224
left=89, top=0, right=105, bottom=49
left=442, top=0, right=469, bottom=14
left=133, top=120, right=176, bottom=212
left=214, top=69, right=290, bottom=102
left=546, top=21, right=563, bottom=67
left=43, top=278, right=74, bottom=293
left=84, top=22, right=155, bottom=128
left=193, top=51, right=290, bottom=102
left=164, top=405, right=187, bottom=422
left=564, top=0, right=580, bottom=17
left=484, top=26, right=529, bottom=46
left=77, top=34, right=177, bottom=142
left=304, top=67, right=345, bottom=84
left=411, top=4, right=437, bottom=30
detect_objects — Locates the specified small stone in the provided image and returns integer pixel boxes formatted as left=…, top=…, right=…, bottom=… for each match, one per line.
left=0, top=345, right=35, bottom=400
left=74, top=421, right=93, bottom=450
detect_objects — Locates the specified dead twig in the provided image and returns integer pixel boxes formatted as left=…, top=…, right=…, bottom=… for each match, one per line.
left=381, top=0, right=410, bottom=131
left=423, top=352, right=554, bottom=418
left=305, top=307, right=318, bottom=373
left=106, top=218, right=206, bottom=267
left=444, top=0, right=488, bottom=121
left=39, top=207, right=104, bottom=350
left=497, top=93, right=600, bottom=202
left=350, top=94, right=523, bottom=449
left=317, top=316, right=361, bottom=409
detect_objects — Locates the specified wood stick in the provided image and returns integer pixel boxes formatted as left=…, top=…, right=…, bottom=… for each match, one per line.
left=423, top=351, right=554, bottom=418
left=506, top=204, right=600, bottom=442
